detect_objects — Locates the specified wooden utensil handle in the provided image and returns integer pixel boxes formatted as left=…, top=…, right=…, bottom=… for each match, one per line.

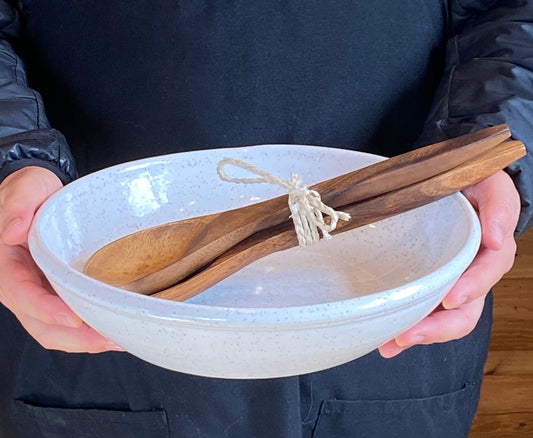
left=85, top=125, right=512, bottom=292
left=197, top=124, right=511, bottom=228
left=127, top=125, right=512, bottom=292
left=153, top=140, right=525, bottom=302
left=314, top=124, right=510, bottom=207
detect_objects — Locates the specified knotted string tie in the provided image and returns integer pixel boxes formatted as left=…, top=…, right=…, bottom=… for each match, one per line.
left=217, top=157, right=351, bottom=247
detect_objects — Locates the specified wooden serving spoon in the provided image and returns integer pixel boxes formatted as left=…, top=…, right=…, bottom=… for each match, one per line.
left=153, top=139, right=526, bottom=301
left=84, top=125, right=512, bottom=293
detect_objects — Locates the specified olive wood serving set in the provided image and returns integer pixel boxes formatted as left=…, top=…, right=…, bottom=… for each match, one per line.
left=84, top=125, right=526, bottom=301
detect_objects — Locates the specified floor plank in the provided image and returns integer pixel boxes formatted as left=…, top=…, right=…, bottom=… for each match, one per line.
left=505, top=253, right=533, bottom=279
left=477, top=376, right=533, bottom=414
left=505, top=231, right=533, bottom=279
left=470, top=413, right=533, bottom=437
left=484, top=351, right=533, bottom=376
left=489, top=279, right=533, bottom=351
left=470, top=228, right=533, bottom=437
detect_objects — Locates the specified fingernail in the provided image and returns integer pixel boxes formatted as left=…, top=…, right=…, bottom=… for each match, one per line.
left=3, top=217, right=22, bottom=234
left=54, top=313, right=82, bottom=328
left=397, top=334, right=425, bottom=348
left=379, top=342, right=405, bottom=358
left=105, top=343, right=126, bottom=352
left=443, top=292, right=468, bottom=309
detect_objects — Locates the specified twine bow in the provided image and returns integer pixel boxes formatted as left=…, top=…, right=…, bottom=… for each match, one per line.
left=217, top=157, right=351, bottom=247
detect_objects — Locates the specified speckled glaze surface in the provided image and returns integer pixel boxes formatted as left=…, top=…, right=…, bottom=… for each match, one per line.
left=28, top=145, right=481, bottom=378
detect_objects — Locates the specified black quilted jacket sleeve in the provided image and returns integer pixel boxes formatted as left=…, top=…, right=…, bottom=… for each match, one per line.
left=0, top=1, right=76, bottom=184
left=417, top=0, right=533, bottom=234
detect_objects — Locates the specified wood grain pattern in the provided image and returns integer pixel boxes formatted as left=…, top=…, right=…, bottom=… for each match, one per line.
left=477, top=376, right=533, bottom=414
left=470, top=413, right=533, bottom=437
left=470, top=229, right=533, bottom=437
left=84, top=125, right=513, bottom=293
left=484, top=351, right=533, bottom=376
left=153, top=139, right=526, bottom=301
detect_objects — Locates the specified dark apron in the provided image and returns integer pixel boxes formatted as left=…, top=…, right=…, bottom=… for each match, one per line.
left=1, top=1, right=491, bottom=437
left=0, top=294, right=492, bottom=438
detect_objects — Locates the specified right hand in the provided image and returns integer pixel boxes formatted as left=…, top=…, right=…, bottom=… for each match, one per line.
left=0, top=166, right=123, bottom=353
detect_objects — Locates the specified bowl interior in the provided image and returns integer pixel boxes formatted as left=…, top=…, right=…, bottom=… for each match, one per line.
left=31, top=145, right=480, bottom=309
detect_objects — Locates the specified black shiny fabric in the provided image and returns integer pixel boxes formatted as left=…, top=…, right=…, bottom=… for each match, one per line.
left=420, top=0, right=533, bottom=234
left=0, top=2, right=77, bottom=183
left=0, top=129, right=77, bottom=184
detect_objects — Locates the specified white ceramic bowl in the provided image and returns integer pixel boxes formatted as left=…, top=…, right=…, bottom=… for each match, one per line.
left=29, top=145, right=481, bottom=379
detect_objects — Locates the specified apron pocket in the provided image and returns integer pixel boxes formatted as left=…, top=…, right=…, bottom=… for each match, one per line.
left=312, top=382, right=477, bottom=438
left=12, top=400, right=169, bottom=438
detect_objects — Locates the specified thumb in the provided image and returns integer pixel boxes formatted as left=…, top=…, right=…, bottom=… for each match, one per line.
left=462, top=171, right=520, bottom=250
left=0, top=166, right=63, bottom=245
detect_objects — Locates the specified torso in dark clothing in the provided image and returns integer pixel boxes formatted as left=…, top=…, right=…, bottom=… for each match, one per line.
left=16, top=0, right=447, bottom=175
left=1, top=3, right=500, bottom=438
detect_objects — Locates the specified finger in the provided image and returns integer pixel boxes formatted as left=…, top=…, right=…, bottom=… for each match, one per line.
left=10, top=281, right=84, bottom=328
left=393, top=295, right=486, bottom=351
left=462, top=171, right=520, bottom=250
left=0, top=166, right=62, bottom=245
left=19, top=316, right=124, bottom=353
left=379, top=172, right=520, bottom=359
left=0, top=244, right=83, bottom=327
left=0, top=244, right=123, bottom=353
left=378, top=339, right=405, bottom=359
left=442, top=235, right=516, bottom=309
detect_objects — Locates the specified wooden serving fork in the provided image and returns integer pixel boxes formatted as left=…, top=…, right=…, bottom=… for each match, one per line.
left=83, top=125, right=522, bottom=298
left=152, top=138, right=526, bottom=301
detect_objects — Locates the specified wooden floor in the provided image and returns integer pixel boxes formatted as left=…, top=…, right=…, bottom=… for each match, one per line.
left=470, top=228, right=533, bottom=437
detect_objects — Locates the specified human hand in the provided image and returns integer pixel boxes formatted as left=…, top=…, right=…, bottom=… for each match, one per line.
left=0, top=166, right=122, bottom=353
left=379, top=170, right=520, bottom=358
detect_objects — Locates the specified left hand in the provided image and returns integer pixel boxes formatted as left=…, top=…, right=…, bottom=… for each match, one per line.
left=379, top=170, right=520, bottom=358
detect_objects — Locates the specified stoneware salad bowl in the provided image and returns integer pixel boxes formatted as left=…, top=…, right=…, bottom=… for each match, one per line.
left=28, top=145, right=481, bottom=378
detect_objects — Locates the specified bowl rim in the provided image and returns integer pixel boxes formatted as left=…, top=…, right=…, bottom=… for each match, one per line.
left=28, top=146, right=482, bottom=328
